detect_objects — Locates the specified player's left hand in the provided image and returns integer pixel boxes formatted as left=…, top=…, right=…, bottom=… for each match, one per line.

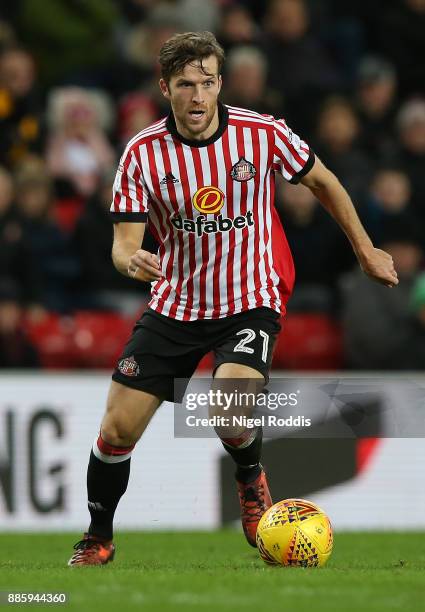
left=127, top=249, right=162, bottom=282
left=358, top=247, right=399, bottom=288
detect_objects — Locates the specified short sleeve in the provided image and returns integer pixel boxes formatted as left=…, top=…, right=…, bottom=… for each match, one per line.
left=273, top=118, right=315, bottom=184
left=110, top=146, right=150, bottom=222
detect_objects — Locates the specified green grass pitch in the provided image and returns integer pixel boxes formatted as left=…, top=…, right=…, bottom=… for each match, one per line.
left=1, top=531, right=424, bottom=611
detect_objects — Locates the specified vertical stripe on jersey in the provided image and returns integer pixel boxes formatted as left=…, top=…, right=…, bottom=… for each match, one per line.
left=170, top=138, right=195, bottom=320
left=241, top=127, right=257, bottom=310
left=163, top=136, right=186, bottom=318
left=190, top=147, right=208, bottom=318
left=197, top=145, right=215, bottom=318
left=229, top=125, right=243, bottom=313
left=136, top=143, right=166, bottom=249
left=206, top=143, right=221, bottom=317
left=152, top=138, right=180, bottom=316
left=235, top=124, right=250, bottom=312
left=130, top=154, right=143, bottom=211
left=144, top=140, right=170, bottom=307
left=222, top=126, right=236, bottom=316
left=150, top=139, right=170, bottom=307
left=181, top=144, right=200, bottom=320
left=213, top=136, right=231, bottom=318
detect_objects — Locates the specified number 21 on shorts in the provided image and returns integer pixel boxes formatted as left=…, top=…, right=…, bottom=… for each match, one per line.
left=233, top=328, right=269, bottom=363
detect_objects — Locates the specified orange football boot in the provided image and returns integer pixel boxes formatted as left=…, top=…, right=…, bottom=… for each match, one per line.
left=68, top=533, right=115, bottom=566
left=237, top=468, right=272, bottom=547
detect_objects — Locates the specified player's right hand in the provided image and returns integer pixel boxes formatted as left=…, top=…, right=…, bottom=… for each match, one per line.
left=358, top=247, right=399, bottom=288
left=127, top=250, right=162, bottom=282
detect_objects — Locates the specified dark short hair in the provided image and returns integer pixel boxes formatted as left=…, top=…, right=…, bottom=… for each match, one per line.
left=158, top=31, right=225, bottom=83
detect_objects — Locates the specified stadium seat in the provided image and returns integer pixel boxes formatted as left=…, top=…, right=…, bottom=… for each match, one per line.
left=72, top=311, right=133, bottom=368
left=23, top=312, right=76, bottom=368
left=272, top=313, right=344, bottom=370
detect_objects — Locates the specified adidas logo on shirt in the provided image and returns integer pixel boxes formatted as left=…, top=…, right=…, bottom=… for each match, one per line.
left=160, top=172, right=180, bottom=186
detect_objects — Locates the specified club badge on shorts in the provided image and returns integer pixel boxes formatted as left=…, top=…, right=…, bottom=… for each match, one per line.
left=230, top=157, right=256, bottom=182
left=117, top=355, right=140, bottom=377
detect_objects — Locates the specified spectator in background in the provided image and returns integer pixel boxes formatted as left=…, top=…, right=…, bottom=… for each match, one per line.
left=263, top=0, right=341, bottom=129
left=361, top=168, right=420, bottom=247
left=379, top=0, right=425, bottom=99
left=316, top=0, right=365, bottom=85
left=356, top=56, right=398, bottom=160
left=169, top=0, right=220, bottom=32
left=117, top=93, right=158, bottom=148
left=394, top=99, right=425, bottom=219
left=15, top=165, right=81, bottom=313
left=315, top=96, right=371, bottom=204
left=275, top=179, right=352, bottom=312
left=116, top=6, right=183, bottom=97
left=0, top=47, right=43, bottom=167
left=0, top=164, right=42, bottom=306
left=223, top=46, right=282, bottom=116
left=120, top=0, right=219, bottom=34
left=217, top=4, right=260, bottom=52
left=320, top=0, right=382, bottom=53
left=0, top=278, right=40, bottom=368
left=74, top=171, right=154, bottom=315
left=45, top=87, right=115, bottom=198
left=342, top=218, right=424, bottom=369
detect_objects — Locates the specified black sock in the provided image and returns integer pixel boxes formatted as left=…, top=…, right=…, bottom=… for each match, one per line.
left=86, top=436, right=134, bottom=540
left=220, top=427, right=263, bottom=483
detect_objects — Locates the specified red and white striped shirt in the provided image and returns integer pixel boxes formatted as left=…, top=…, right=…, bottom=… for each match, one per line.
left=111, top=103, right=314, bottom=320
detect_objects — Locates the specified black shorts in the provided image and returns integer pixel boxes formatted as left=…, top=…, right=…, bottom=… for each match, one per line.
left=112, top=307, right=282, bottom=402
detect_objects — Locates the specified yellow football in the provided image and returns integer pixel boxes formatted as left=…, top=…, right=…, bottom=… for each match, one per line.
left=256, top=498, right=333, bottom=567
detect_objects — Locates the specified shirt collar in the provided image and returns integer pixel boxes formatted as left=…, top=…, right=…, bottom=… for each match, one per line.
left=166, top=101, right=228, bottom=147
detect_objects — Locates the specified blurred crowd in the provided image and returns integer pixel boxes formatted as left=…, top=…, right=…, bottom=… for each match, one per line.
left=1, top=0, right=425, bottom=370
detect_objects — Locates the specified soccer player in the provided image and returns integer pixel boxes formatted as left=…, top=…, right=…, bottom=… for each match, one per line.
left=68, top=32, right=398, bottom=566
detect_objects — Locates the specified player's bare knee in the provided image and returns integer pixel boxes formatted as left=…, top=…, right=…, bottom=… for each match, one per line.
left=101, top=407, right=147, bottom=446
left=100, top=419, right=140, bottom=447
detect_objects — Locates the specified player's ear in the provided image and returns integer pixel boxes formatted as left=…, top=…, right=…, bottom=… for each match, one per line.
left=217, top=74, right=222, bottom=94
left=159, top=78, right=170, bottom=100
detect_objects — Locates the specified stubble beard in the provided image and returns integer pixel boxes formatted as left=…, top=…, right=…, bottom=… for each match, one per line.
left=177, top=103, right=218, bottom=140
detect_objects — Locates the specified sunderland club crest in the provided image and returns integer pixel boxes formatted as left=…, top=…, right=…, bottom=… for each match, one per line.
left=230, top=157, right=256, bottom=182
left=117, top=355, right=140, bottom=377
